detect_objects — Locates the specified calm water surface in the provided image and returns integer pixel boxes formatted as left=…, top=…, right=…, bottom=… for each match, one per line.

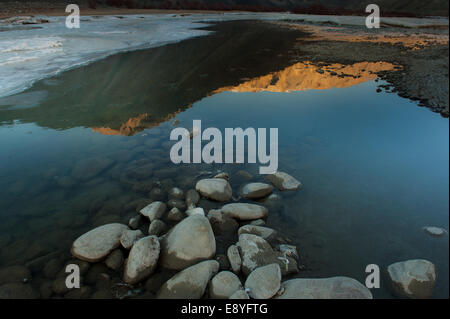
left=0, top=42, right=448, bottom=298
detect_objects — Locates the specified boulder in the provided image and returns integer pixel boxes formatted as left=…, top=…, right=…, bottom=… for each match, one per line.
left=140, top=201, right=167, bottom=222
left=275, top=277, right=372, bottom=299
left=266, top=171, right=302, bottom=191
left=195, top=178, right=232, bottom=202
left=209, top=271, right=243, bottom=299
left=71, top=223, right=129, bottom=262
left=124, top=236, right=160, bottom=285
left=105, top=249, right=124, bottom=271
left=245, top=264, right=281, bottom=299
left=222, top=203, right=268, bottom=221
left=238, top=225, right=276, bottom=241
left=241, top=183, right=273, bottom=199
left=386, top=259, right=436, bottom=299
left=227, top=245, right=242, bottom=274
left=157, top=260, right=219, bottom=299
left=120, top=229, right=144, bottom=250
left=128, top=215, right=143, bottom=230
left=160, top=215, right=216, bottom=270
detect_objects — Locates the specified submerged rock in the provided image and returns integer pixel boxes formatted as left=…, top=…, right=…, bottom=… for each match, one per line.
left=160, top=215, right=216, bottom=270
left=276, top=277, right=373, bottom=299
left=124, top=236, right=160, bottom=285
left=209, top=271, right=242, bottom=299
left=266, top=171, right=302, bottom=191
left=222, top=203, right=268, bottom=221
left=245, top=264, right=281, bottom=299
left=423, top=226, right=447, bottom=237
left=386, top=259, right=436, bottom=299
left=168, top=187, right=184, bottom=200
left=71, top=223, right=128, bottom=262
left=207, top=209, right=239, bottom=235
left=167, top=207, right=184, bottom=222
left=148, top=219, right=166, bottom=236
left=0, top=283, right=40, bottom=299
left=71, top=157, right=113, bottom=182
left=140, top=201, right=167, bottom=222
left=157, top=260, right=219, bottom=299
left=185, top=189, right=200, bottom=207
left=214, top=172, right=229, bottom=180
left=195, top=178, right=232, bottom=202
left=0, top=266, right=31, bottom=285
left=105, top=249, right=124, bottom=271
left=241, top=183, right=273, bottom=199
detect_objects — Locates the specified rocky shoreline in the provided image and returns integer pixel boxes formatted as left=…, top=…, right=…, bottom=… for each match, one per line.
left=1, top=169, right=441, bottom=299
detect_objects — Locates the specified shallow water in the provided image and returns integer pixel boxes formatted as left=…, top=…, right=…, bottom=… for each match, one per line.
left=0, top=25, right=448, bottom=299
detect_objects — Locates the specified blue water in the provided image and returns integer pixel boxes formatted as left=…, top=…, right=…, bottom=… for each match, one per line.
left=0, top=74, right=448, bottom=298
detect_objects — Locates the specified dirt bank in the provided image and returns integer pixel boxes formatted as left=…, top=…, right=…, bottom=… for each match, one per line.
left=276, top=20, right=449, bottom=117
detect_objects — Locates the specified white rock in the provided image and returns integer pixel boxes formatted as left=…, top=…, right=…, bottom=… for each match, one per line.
left=241, top=183, right=273, bottom=199
left=245, top=264, right=281, bottom=299
left=160, top=215, right=216, bottom=270
left=214, top=172, right=229, bottom=180
left=222, top=203, right=268, bottom=221
left=157, top=260, right=219, bottom=299
left=139, top=201, right=167, bottom=221
left=387, top=259, right=436, bottom=299
left=209, top=271, right=242, bottom=299
left=195, top=178, right=232, bottom=202
left=71, top=223, right=128, bottom=262
left=124, top=236, right=160, bottom=284
left=229, top=289, right=250, bottom=299
left=266, top=171, right=302, bottom=191
left=120, top=229, right=144, bottom=250
left=423, top=226, right=447, bottom=237
left=186, top=207, right=205, bottom=217
left=238, top=225, right=276, bottom=241
left=227, top=245, right=242, bottom=274
left=276, top=277, right=373, bottom=299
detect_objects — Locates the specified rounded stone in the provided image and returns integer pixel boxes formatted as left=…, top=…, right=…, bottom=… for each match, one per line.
left=222, top=203, right=268, bottom=221
left=241, top=183, right=273, bottom=199
left=209, top=271, right=243, bottom=299
left=245, top=264, right=281, bottom=299
left=386, top=259, right=436, bottom=299
left=124, top=236, right=160, bottom=285
left=71, top=223, right=129, bottom=262
left=195, top=178, right=232, bottom=202
left=160, top=215, right=216, bottom=270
